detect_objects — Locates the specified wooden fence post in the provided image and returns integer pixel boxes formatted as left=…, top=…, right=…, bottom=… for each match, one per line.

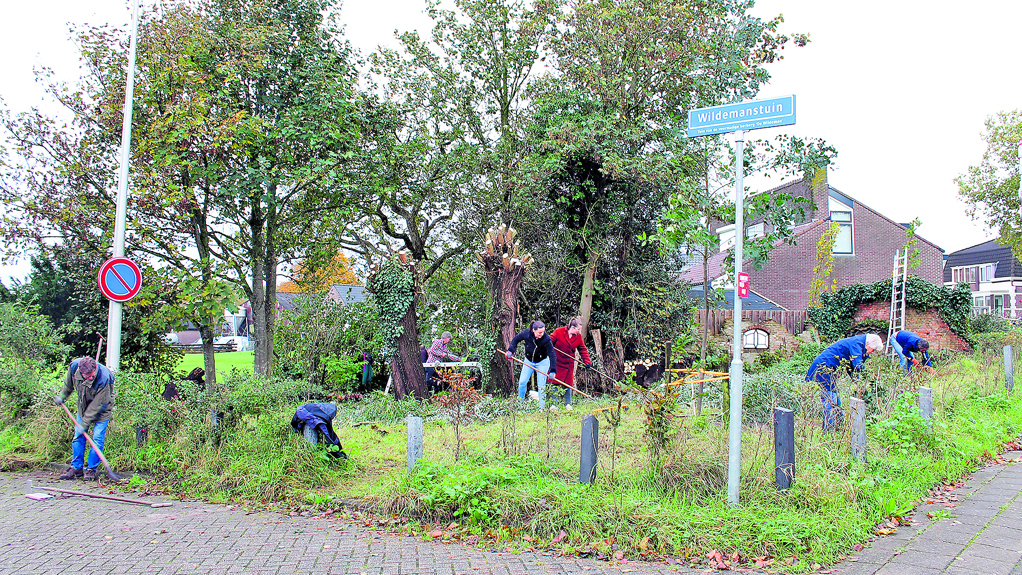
left=773, top=407, right=794, bottom=490
left=850, top=398, right=866, bottom=463
left=917, top=386, right=933, bottom=425
left=407, top=416, right=423, bottom=473
left=1004, top=345, right=1014, bottom=393
left=580, top=415, right=599, bottom=484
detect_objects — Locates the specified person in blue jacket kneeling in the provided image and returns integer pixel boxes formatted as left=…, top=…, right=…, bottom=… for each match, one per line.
left=806, top=334, right=883, bottom=431
left=891, top=330, right=935, bottom=375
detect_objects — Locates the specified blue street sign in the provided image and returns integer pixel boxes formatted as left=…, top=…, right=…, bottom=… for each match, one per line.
left=687, top=95, right=796, bottom=137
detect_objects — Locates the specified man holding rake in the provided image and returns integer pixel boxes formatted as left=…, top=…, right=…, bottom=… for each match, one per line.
left=54, top=357, right=115, bottom=481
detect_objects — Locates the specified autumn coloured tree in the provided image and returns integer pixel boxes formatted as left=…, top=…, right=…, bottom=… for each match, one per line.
left=279, top=251, right=360, bottom=294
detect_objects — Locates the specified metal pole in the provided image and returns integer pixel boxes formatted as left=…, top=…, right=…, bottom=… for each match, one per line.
left=726, top=130, right=745, bottom=506
left=104, top=0, right=140, bottom=372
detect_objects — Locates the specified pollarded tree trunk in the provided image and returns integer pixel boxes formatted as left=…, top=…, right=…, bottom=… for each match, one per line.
left=479, top=224, right=531, bottom=396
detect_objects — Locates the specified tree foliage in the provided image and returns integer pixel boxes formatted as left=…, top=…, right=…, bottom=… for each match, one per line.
left=956, top=110, right=1022, bottom=257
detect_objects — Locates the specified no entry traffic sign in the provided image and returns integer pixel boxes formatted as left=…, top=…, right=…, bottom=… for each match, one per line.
left=97, top=257, right=142, bottom=303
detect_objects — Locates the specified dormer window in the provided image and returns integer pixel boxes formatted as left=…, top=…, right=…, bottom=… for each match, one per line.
left=832, top=211, right=853, bottom=254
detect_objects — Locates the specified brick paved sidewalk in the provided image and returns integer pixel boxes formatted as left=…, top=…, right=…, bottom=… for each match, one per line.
left=2, top=457, right=1020, bottom=575
left=0, top=470, right=692, bottom=575
left=834, top=452, right=1022, bottom=575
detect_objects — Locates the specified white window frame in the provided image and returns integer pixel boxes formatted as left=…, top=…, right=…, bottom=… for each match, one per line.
left=742, top=328, right=770, bottom=350
left=831, top=211, right=853, bottom=255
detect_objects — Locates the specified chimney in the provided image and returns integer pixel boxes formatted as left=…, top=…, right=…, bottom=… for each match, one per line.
left=809, top=167, right=829, bottom=221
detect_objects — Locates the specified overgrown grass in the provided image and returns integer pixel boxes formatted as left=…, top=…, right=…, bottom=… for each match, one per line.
left=1, top=350, right=1020, bottom=569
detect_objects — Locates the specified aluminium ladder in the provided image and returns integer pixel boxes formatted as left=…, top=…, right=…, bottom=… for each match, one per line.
left=885, top=250, right=909, bottom=357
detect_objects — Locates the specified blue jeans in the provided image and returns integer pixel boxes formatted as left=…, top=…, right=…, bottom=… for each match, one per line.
left=71, top=417, right=109, bottom=470
left=516, top=357, right=550, bottom=409
left=891, top=337, right=911, bottom=374
left=820, top=389, right=843, bottom=432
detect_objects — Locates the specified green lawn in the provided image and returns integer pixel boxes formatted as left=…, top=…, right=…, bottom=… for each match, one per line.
left=175, top=350, right=254, bottom=375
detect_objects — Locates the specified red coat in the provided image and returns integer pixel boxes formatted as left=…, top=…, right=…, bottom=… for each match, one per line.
left=549, top=326, right=592, bottom=387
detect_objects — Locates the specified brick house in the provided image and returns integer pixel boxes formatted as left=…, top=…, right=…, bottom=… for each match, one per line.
left=681, top=170, right=945, bottom=311
left=943, top=239, right=1022, bottom=318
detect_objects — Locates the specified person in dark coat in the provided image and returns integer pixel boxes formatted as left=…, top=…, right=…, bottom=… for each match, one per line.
left=806, top=334, right=882, bottom=431
left=506, top=321, right=558, bottom=409
left=291, top=403, right=348, bottom=459
left=892, top=330, right=934, bottom=375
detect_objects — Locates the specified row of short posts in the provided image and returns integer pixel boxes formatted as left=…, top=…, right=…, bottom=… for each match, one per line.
left=771, top=389, right=932, bottom=487
left=406, top=412, right=603, bottom=483
left=406, top=346, right=1020, bottom=484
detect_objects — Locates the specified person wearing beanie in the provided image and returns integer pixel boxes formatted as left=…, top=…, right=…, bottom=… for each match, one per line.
left=805, top=333, right=882, bottom=431
left=426, top=331, right=461, bottom=393
left=54, top=356, right=116, bottom=481
left=506, top=320, right=558, bottom=409
left=892, top=330, right=935, bottom=375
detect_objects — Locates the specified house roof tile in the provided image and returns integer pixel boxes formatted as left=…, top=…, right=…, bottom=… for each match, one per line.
left=943, top=238, right=1020, bottom=282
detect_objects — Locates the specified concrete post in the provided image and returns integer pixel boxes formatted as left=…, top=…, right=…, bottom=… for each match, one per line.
left=406, top=416, right=423, bottom=473
left=850, top=398, right=866, bottom=463
left=1004, top=345, right=1014, bottom=393
left=580, top=415, right=599, bottom=484
left=773, top=407, right=794, bottom=490
left=917, top=386, right=933, bottom=425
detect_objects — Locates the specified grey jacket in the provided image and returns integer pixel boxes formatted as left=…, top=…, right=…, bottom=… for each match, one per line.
left=60, top=358, right=115, bottom=426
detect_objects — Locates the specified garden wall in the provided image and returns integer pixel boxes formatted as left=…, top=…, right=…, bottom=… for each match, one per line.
left=854, top=301, right=971, bottom=352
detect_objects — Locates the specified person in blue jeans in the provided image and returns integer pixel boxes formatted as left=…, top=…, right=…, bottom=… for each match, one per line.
left=505, top=321, right=558, bottom=409
left=806, top=334, right=882, bottom=431
left=54, top=357, right=115, bottom=481
left=891, top=330, right=935, bottom=375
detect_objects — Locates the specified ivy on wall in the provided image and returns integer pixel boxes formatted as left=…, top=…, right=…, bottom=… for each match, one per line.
left=808, top=276, right=974, bottom=344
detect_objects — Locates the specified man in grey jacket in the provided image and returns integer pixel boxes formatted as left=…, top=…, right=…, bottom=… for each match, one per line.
left=55, top=357, right=115, bottom=481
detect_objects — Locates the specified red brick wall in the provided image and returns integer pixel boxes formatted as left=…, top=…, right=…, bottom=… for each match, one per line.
left=853, top=301, right=971, bottom=352
left=746, top=221, right=827, bottom=310
left=831, top=203, right=943, bottom=287
left=748, top=207, right=944, bottom=311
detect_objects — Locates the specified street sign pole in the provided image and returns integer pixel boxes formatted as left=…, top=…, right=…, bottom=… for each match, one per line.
left=105, top=0, right=140, bottom=372
left=686, top=95, right=796, bottom=507
left=726, top=130, right=745, bottom=506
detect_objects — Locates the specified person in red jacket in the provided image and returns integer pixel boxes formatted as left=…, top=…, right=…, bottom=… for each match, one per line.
left=548, top=317, right=592, bottom=411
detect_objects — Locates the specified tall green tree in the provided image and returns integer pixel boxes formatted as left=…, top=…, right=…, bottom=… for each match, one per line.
left=956, top=110, right=1022, bottom=256
left=514, top=0, right=809, bottom=376
left=0, top=0, right=366, bottom=381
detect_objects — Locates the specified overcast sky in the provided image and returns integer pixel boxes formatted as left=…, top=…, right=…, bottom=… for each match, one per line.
left=1, top=0, right=1019, bottom=282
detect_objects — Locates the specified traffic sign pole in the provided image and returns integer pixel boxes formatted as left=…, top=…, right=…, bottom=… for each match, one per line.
left=727, top=130, right=745, bottom=506
left=105, top=0, right=140, bottom=372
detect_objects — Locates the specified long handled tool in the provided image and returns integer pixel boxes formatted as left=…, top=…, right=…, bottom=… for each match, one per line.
left=58, top=403, right=124, bottom=482
left=26, top=479, right=171, bottom=508
left=497, top=348, right=593, bottom=399
left=552, top=346, right=618, bottom=384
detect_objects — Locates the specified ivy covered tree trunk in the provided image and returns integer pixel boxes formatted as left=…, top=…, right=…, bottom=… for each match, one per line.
left=368, top=258, right=426, bottom=400
left=479, top=224, right=531, bottom=396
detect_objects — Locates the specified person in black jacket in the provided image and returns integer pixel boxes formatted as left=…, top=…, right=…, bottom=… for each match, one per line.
left=505, top=320, right=558, bottom=409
